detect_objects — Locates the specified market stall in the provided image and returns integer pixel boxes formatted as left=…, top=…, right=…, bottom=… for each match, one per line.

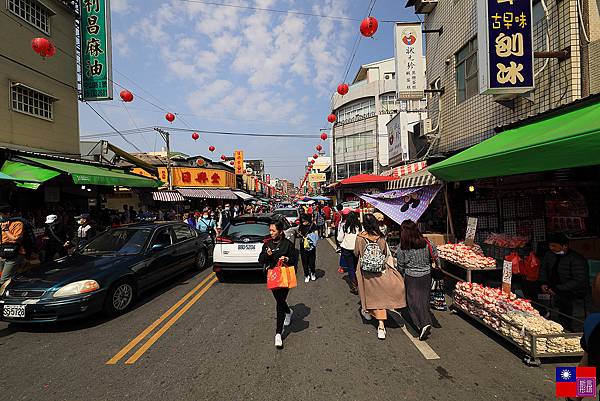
left=452, top=282, right=583, bottom=366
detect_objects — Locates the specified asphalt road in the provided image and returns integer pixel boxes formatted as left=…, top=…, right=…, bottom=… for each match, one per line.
left=0, top=240, right=568, bottom=401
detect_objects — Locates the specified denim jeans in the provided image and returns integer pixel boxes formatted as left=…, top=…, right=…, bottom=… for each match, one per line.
left=341, top=249, right=357, bottom=283
left=0, top=255, right=25, bottom=284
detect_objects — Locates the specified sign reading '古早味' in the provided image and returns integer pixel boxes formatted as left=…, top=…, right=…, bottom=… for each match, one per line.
left=80, top=0, right=113, bottom=100
left=477, top=0, right=534, bottom=95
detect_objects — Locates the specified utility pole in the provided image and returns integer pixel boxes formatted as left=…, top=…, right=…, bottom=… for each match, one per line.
left=153, top=127, right=172, bottom=190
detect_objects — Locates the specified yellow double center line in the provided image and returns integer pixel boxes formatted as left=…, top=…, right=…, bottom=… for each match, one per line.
left=106, top=272, right=218, bottom=365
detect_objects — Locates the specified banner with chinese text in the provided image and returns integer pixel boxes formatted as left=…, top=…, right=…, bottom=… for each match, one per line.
left=394, top=22, right=425, bottom=100
left=477, top=0, right=534, bottom=94
left=157, top=167, right=236, bottom=188
left=80, top=0, right=113, bottom=100
left=234, top=150, right=244, bottom=175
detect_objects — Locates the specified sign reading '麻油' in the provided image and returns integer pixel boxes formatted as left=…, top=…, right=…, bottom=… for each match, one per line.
left=477, top=0, right=534, bottom=95
left=80, top=0, right=113, bottom=100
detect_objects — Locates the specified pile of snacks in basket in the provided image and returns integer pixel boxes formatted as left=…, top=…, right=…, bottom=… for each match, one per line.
left=484, top=233, right=529, bottom=248
left=438, top=243, right=497, bottom=269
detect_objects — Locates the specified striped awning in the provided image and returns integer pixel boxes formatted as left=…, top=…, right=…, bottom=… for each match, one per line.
left=386, top=168, right=441, bottom=190
left=152, top=191, right=185, bottom=202
left=177, top=188, right=238, bottom=200
left=233, top=190, right=254, bottom=200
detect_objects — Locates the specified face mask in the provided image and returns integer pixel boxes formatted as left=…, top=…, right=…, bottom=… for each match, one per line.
left=203, top=215, right=209, bottom=219
left=554, top=251, right=565, bottom=255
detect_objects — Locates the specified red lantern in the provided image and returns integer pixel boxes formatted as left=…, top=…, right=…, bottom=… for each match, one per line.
left=337, top=83, right=349, bottom=96
left=327, top=114, right=336, bottom=123
left=360, top=16, right=378, bottom=37
left=208, top=145, right=215, bottom=152
left=120, top=90, right=134, bottom=102
left=320, top=132, right=328, bottom=141
left=31, top=38, right=49, bottom=54
left=196, top=158, right=205, bottom=166
left=165, top=112, right=175, bottom=123
left=313, top=154, right=318, bottom=159
left=42, top=42, right=56, bottom=57
left=191, top=132, right=199, bottom=141
left=220, top=154, right=227, bottom=161
left=316, top=145, right=322, bottom=152
left=229, top=161, right=234, bottom=166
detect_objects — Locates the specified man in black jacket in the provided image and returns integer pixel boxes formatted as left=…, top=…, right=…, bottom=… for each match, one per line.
left=539, top=233, right=588, bottom=331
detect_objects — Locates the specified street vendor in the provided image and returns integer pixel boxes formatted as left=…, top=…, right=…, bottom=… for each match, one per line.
left=539, top=233, right=588, bottom=331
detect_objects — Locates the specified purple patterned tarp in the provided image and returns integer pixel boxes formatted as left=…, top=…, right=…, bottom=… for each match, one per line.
left=357, top=185, right=442, bottom=226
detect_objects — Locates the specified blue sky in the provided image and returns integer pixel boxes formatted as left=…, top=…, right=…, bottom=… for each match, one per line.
left=78, top=0, right=416, bottom=182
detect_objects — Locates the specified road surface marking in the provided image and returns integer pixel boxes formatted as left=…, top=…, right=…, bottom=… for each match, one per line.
left=400, top=325, right=440, bottom=360
left=326, top=238, right=337, bottom=249
left=125, top=276, right=219, bottom=364
left=106, top=272, right=216, bottom=365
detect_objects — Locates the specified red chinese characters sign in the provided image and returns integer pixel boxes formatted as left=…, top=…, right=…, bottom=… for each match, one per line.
left=234, top=150, right=244, bottom=175
left=158, top=167, right=236, bottom=188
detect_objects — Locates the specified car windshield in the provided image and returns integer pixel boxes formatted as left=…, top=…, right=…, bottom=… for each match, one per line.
left=79, top=228, right=152, bottom=255
left=222, top=221, right=269, bottom=241
left=275, top=209, right=297, bottom=218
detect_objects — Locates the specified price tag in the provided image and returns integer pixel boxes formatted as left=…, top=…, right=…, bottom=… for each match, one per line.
left=465, top=217, right=478, bottom=245
left=502, top=260, right=512, bottom=293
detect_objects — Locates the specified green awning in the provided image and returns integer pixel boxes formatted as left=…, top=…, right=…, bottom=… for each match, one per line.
left=429, top=101, right=600, bottom=181
left=20, top=156, right=162, bottom=188
left=1, top=160, right=61, bottom=190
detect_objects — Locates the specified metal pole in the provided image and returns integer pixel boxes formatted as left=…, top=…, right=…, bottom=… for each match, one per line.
left=153, top=127, right=172, bottom=190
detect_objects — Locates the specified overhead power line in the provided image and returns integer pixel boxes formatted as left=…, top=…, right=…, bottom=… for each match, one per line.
left=81, top=126, right=319, bottom=139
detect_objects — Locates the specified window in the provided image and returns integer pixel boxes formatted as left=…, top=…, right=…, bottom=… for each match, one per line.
left=455, top=37, right=479, bottom=103
left=152, top=228, right=173, bottom=248
left=336, top=163, right=348, bottom=180
left=173, top=225, right=195, bottom=242
left=337, top=98, right=376, bottom=124
left=10, top=83, right=54, bottom=121
left=7, top=0, right=51, bottom=34
left=336, top=160, right=374, bottom=179
left=80, top=228, right=151, bottom=256
left=380, top=93, right=398, bottom=112
left=336, top=131, right=375, bottom=154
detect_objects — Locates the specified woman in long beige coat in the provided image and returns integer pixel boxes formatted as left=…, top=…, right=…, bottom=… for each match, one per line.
left=354, top=214, right=406, bottom=340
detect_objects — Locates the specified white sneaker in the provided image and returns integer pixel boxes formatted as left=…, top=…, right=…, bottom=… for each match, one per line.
left=275, top=334, right=283, bottom=348
left=360, top=310, right=373, bottom=321
left=377, top=327, right=386, bottom=340
left=284, top=310, right=293, bottom=326
left=304, top=276, right=310, bottom=283
left=419, top=325, right=432, bottom=341
left=310, top=273, right=316, bottom=281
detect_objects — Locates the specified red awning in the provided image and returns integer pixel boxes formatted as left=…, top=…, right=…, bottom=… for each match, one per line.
left=339, top=174, right=398, bottom=186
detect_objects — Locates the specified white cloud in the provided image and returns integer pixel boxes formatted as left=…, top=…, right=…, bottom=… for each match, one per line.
left=110, top=0, right=130, bottom=13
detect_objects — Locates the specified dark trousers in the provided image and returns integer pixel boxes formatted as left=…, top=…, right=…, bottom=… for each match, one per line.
left=272, top=288, right=290, bottom=335
left=301, top=249, right=316, bottom=277
left=405, top=273, right=433, bottom=330
left=334, top=227, right=340, bottom=248
left=341, top=249, right=357, bottom=283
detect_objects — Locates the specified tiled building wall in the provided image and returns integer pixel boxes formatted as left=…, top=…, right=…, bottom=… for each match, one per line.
left=424, top=0, right=584, bottom=154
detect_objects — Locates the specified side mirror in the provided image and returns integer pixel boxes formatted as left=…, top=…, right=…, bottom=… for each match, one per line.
left=151, top=243, right=165, bottom=252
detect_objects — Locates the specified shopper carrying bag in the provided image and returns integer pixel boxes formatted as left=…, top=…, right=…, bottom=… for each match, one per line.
left=259, top=219, right=298, bottom=349
left=354, top=214, right=406, bottom=340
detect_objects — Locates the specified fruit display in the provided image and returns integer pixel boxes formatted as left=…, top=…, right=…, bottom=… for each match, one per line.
left=453, top=282, right=583, bottom=355
left=484, top=233, right=529, bottom=248
left=438, top=243, right=497, bottom=269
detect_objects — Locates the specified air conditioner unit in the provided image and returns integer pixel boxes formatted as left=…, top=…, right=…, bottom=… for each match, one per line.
left=413, top=0, right=438, bottom=14
left=417, top=118, right=433, bottom=137
left=384, top=74, right=393, bottom=80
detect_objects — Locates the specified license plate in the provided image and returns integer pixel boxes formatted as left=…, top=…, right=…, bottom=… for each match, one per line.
left=237, top=244, right=256, bottom=251
left=3, top=304, right=25, bottom=318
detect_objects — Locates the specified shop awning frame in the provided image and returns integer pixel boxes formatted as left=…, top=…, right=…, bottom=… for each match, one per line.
left=387, top=168, right=441, bottom=190
left=177, top=188, right=238, bottom=200
left=17, top=156, right=162, bottom=188
left=152, top=191, right=185, bottom=202
left=429, top=100, right=600, bottom=182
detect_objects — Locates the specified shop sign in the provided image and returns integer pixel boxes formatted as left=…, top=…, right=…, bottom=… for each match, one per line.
left=502, top=260, right=513, bottom=293
left=477, top=0, right=534, bottom=94
left=158, top=167, right=236, bottom=188
left=266, top=174, right=270, bottom=184
left=80, top=0, right=113, bottom=100
left=234, top=150, right=244, bottom=175
left=465, top=217, right=478, bottom=245
left=394, top=22, right=425, bottom=100
left=308, top=173, right=326, bottom=183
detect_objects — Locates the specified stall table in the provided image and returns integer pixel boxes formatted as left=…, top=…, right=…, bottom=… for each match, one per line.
left=440, top=258, right=501, bottom=282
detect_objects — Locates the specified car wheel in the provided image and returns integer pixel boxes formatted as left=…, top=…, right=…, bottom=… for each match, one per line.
left=103, top=279, right=136, bottom=317
left=195, top=249, right=208, bottom=271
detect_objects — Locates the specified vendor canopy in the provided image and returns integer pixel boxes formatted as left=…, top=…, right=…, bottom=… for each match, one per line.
left=17, top=156, right=162, bottom=188
left=357, top=185, right=442, bottom=226
left=429, top=100, right=600, bottom=182
left=1, top=160, right=61, bottom=190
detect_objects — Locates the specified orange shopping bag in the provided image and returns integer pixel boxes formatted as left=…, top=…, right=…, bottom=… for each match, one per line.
left=267, top=260, right=297, bottom=289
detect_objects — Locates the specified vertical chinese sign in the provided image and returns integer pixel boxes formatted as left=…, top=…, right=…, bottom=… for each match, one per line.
left=265, top=174, right=270, bottom=184
left=477, top=0, right=534, bottom=94
left=234, top=150, right=244, bottom=175
left=80, top=0, right=113, bottom=100
left=394, top=22, right=424, bottom=100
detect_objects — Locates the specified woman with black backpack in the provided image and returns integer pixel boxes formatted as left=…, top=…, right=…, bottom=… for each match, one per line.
left=354, top=213, right=406, bottom=340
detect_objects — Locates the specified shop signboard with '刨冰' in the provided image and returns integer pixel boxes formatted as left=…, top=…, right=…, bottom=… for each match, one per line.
left=477, top=0, right=534, bottom=94
left=80, top=0, right=113, bottom=100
